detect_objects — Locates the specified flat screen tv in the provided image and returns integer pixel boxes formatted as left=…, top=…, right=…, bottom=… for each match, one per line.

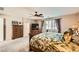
left=32, top=24, right=39, bottom=30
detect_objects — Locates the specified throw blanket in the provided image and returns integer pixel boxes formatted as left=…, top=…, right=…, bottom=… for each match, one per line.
left=30, top=32, right=79, bottom=52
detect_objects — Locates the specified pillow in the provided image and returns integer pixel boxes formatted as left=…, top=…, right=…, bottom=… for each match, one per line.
left=72, top=36, right=79, bottom=45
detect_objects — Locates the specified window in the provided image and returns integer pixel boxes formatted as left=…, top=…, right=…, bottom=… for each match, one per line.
left=42, top=18, right=61, bottom=33
left=46, top=20, right=51, bottom=29
left=45, top=19, right=59, bottom=32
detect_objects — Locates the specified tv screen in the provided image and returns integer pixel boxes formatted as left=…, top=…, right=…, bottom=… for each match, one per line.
left=32, top=24, right=39, bottom=30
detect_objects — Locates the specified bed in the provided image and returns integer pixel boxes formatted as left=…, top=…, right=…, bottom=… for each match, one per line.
left=30, top=32, right=79, bottom=52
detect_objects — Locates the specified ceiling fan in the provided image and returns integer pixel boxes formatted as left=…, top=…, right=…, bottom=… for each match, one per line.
left=30, top=11, right=43, bottom=17
left=34, top=11, right=43, bottom=17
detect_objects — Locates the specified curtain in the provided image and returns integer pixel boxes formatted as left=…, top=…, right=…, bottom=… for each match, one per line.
left=55, top=19, right=61, bottom=33
left=42, top=18, right=61, bottom=33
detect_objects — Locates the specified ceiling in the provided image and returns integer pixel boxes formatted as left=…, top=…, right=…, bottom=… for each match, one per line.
left=28, top=7, right=79, bottom=18
left=1, top=7, right=79, bottom=18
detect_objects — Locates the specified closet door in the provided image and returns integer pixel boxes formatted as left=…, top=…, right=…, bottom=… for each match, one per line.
left=4, top=18, right=6, bottom=40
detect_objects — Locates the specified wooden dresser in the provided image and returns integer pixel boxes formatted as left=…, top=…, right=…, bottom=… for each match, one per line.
left=12, top=21, right=23, bottom=39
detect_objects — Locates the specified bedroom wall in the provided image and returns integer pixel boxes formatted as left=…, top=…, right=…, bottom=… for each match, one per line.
left=45, top=13, right=79, bottom=33
left=5, top=17, right=30, bottom=41
left=5, top=16, right=23, bottom=40
left=23, top=17, right=30, bottom=37
left=59, top=13, right=79, bottom=33
left=0, top=7, right=32, bottom=41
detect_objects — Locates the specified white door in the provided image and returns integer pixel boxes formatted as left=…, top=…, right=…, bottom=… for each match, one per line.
left=0, top=18, right=4, bottom=41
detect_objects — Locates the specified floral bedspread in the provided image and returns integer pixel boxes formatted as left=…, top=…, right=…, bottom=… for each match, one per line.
left=30, top=32, right=79, bottom=52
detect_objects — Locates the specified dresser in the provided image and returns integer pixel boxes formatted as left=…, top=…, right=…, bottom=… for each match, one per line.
left=12, top=21, right=23, bottom=39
